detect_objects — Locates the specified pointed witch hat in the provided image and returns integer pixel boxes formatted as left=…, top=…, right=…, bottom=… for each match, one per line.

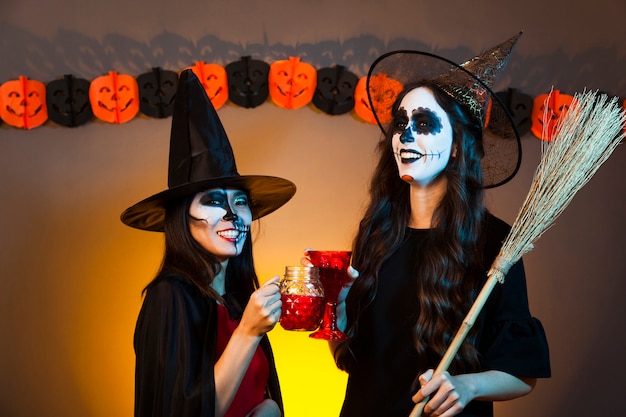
left=121, top=69, right=296, bottom=232
left=366, top=32, right=523, bottom=188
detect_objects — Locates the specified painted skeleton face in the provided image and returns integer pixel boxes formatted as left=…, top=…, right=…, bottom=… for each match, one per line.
left=391, top=87, right=454, bottom=186
left=188, top=188, right=252, bottom=261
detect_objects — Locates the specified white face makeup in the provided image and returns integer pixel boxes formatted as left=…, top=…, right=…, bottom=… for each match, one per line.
left=188, top=188, right=252, bottom=261
left=391, top=87, right=454, bottom=187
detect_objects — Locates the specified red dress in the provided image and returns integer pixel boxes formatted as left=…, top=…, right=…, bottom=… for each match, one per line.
left=215, top=303, right=270, bottom=417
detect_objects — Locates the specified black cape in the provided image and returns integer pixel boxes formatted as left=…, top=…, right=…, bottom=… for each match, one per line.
left=134, top=273, right=283, bottom=417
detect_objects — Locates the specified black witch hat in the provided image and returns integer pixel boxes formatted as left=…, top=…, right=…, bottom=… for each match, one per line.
left=121, top=69, right=296, bottom=232
left=367, top=33, right=523, bottom=188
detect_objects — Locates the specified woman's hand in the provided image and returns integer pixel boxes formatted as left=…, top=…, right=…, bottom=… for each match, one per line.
left=245, top=399, right=281, bottom=417
left=412, top=369, right=534, bottom=416
left=412, top=370, right=470, bottom=417
left=237, top=276, right=282, bottom=338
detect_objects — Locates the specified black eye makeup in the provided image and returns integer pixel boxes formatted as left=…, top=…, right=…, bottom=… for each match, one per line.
left=410, top=107, right=443, bottom=135
left=199, top=190, right=227, bottom=207
left=392, top=107, right=409, bottom=135
left=199, top=190, right=249, bottom=208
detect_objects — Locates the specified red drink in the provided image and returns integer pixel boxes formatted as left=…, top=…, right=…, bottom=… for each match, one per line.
left=317, top=266, right=349, bottom=300
left=280, top=294, right=325, bottom=331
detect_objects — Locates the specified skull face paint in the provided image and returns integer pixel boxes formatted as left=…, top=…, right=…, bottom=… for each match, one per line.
left=391, top=87, right=454, bottom=186
left=188, top=188, right=252, bottom=261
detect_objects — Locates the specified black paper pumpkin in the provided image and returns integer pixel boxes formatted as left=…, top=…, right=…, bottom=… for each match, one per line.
left=45, top=74, right=92, bottom=127
left=226, top=56, right=270, bottom=108
left=495, top=88, right=533, bottom=137
left=312, top=65, right=359, bottom=115
left=137, top=67, right=179, bottom=118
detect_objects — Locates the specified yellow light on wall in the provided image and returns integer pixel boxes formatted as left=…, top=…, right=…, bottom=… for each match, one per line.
left=270, top=327, right=348, bottom=416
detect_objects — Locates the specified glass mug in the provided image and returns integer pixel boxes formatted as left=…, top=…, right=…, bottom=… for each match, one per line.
left=279, top=266, right=325, bottom=331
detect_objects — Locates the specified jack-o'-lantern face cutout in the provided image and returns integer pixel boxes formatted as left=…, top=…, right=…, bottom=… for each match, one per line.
left=46, top=74, right=92, bottom=127
left=497, top=88, right=533, bottom=136
left=486, top=88, right=532, bottom=139
left=226, top=56, right=269, bottom=108
left=366, top=73, right=404, bottom=126
left=0, top=76, right=48, bottom=129
left=354, top=76, right=376, bottom=124
left=531, top=90, right=575, bottom=141
left=269, top=56, right=316, bottom=109
left=191, top=62, right=228, bottom=110
left=313, top=65, right=359, bottom=115
left=89, top=71, right=139, bottom=124
left=137, top=67, right=179, bottom=118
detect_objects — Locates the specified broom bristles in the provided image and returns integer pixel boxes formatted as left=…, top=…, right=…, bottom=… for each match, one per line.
left=497, top=90, right=625, bottom=275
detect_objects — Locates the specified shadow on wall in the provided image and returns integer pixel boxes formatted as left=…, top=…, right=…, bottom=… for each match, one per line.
left=1, top=23, right=625, bottom=98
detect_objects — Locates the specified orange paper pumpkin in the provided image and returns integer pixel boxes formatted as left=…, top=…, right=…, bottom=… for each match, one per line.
left=191, top=62, right=228, bottom=110
left=269, top=57, right=316, bottom=109
left=353, top=76, right=377, bottom=124
left=89, top=71, right=139, bottom=124
left=366, top=73, right=404, bottom=125
left=0, top=76, right=48, bottom=129
left=531, top=90, right=575, bottom=141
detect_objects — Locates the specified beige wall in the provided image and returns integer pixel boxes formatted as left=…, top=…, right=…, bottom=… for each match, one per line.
left=1, top=1, right=625, bottom=416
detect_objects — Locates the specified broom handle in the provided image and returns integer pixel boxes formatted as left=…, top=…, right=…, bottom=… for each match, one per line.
left=409, top=271, right=500, bottom=417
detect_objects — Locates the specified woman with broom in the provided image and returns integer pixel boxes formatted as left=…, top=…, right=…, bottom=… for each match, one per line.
left=331, top=34, right=551, bottom=417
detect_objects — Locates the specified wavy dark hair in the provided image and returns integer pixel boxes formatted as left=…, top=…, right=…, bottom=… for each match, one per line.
left=335, top=81, right=488, bottom=374
left=143, top=193, right=259, bottom=310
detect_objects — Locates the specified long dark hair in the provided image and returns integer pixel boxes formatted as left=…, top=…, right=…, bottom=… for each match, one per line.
left=144, top=194, right=259, bottom=308
left=336, top=81, right=487, bottom=374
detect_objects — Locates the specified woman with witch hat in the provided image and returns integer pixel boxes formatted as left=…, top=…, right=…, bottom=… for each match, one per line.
left=326, top=34, right=551, bottom=416
left=121, top=70, right=295, bottom=417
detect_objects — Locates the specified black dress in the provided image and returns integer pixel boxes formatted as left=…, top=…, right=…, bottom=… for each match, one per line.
left=133, top=273, right=283, bottom=417
left=340, top=214, right=550, bottom=417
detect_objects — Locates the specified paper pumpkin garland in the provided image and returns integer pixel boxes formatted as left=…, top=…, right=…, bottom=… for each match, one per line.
left=225, top=56, right=270, bottom=108
left=46, top=74, right=93, bottom=127
left=0, top=56, right=622, bottom=138
left=89, top=71, right=139, bottom=124
left=0, top=75, right=48, bottom=129
left=269, top=56, right=316, bottom=109
left=137, top=67, right=179, bottom=118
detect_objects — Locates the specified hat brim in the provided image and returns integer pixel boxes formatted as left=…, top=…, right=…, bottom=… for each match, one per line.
left=366, top=50, right=521, bottom=189
left=121, top=175, right=296, bottom=232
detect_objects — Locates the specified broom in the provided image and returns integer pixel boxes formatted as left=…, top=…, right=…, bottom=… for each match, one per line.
left=410, top=90, right=625, bottom=417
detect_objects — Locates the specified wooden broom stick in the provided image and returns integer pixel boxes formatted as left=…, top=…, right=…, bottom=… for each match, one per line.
left=410, top=90, right=625, bottom=417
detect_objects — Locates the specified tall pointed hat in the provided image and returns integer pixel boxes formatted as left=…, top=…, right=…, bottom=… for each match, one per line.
left=366, top=32, right=523, bottom=188
left=121, top=69, right=296, bottom=231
